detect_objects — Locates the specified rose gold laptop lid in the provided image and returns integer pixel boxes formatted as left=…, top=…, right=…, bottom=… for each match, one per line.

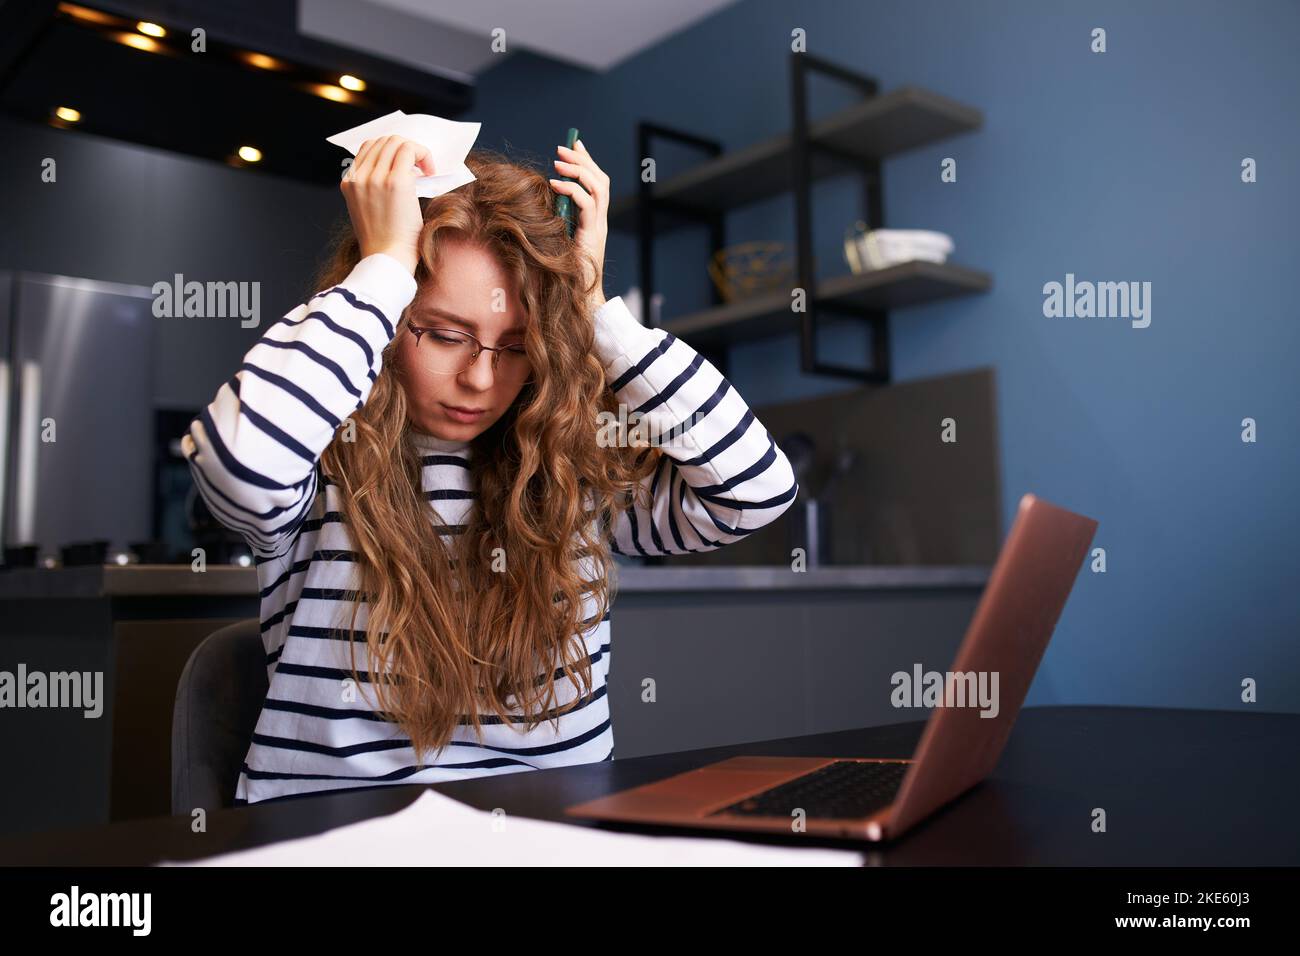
left=565, top=493, right=1098, bottom=842
left=880, top=492, right=1097, bottom=839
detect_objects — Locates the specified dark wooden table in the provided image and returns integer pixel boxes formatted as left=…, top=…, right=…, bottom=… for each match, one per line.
left=1, top=706, right=1295, bottom=866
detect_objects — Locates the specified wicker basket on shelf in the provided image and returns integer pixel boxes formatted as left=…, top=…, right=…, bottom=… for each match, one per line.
left=707, top=241, right=794, bottom=303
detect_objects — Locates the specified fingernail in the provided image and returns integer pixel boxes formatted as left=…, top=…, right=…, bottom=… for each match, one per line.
left=575, top=139, right=584, bottom=148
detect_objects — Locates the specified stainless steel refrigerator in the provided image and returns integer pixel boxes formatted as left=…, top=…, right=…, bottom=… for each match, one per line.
left=0, top=270, right=155, bottom=566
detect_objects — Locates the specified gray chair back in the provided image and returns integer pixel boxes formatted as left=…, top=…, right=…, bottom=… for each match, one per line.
left=171, top=619, right=268, bottom=814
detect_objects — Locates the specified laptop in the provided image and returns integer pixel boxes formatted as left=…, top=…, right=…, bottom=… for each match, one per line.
left=564, top=493, right=1098, bottom=842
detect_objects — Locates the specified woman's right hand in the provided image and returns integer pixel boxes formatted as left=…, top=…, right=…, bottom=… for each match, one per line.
left=341, top=135, right=436, bottom=276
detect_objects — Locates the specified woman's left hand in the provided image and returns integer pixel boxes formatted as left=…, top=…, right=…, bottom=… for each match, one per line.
left=549, top=140, right=609, bottom=312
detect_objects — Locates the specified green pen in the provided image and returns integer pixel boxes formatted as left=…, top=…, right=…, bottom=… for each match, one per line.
left=555, top=127, right=581, bottom=238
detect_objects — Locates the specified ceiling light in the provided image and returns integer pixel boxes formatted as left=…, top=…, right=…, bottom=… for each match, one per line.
left=242, top=51, right=285, bottom=71
left=309, top=83, right=353, bottom=103
left=57, top=3, right=116, bottom=25
left=115, top=32, right=160, bottom=53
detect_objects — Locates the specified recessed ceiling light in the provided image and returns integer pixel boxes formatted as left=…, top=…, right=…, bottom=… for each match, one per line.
left=54, top=106, right=81, bottom=122
left=237, top=146, right=262, bottom=163
left=58, top=3, right=116, bottom=25
left=338, top=74, right=366, bottom=92
left=242, top=51, right=285, bottom=71
left=115, top=31, right=160, bottom=53
left=309, top=83, right=353, bottom=103
left=136, top=21, right=166, bottom=38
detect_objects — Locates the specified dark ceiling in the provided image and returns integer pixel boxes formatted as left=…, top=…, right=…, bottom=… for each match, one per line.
left=0, top=0, right=475, bottom=186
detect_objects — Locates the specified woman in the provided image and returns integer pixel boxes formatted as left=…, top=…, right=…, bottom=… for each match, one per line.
left=182, top=134, right=799, bottom=805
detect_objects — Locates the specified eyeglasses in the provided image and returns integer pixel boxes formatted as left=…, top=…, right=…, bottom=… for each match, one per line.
left=408, top=325, right=535, bottom=385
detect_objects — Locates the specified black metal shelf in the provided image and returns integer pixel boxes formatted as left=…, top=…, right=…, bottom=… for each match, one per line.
left=618, top=53, right=990, bottom=384
left=609, top=85, right=982, bottom=235
left=660, top=261, right=992, bottom=348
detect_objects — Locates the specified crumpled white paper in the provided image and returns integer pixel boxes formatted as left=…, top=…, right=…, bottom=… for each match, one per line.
left=326, top=110, right=481, bottom=198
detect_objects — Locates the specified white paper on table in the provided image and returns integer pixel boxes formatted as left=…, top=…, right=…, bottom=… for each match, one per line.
left=156, top=788, right=865, bottom=867
left=326, top=110, right=481, bottom=198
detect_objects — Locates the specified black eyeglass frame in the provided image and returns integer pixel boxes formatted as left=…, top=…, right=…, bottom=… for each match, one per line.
left=407, top=324, right=534, bottom=382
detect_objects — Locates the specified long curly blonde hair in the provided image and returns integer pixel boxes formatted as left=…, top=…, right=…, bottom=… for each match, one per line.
left=313, top=148, right=662, bottom=764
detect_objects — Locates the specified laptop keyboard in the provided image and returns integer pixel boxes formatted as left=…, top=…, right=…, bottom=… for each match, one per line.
left=710, top=760, right=910, bottom=819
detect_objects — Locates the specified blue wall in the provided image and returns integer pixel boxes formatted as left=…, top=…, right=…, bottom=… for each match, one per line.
left=472, top=0, right=1299, bottom=712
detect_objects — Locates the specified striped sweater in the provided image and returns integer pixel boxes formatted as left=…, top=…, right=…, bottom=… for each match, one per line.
left=182, top=252, right=799, bottom=805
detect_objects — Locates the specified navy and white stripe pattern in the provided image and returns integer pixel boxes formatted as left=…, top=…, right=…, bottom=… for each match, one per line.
left=593, top=298, right=800, bottom=556
left=181, top=253, right=798, bottom=805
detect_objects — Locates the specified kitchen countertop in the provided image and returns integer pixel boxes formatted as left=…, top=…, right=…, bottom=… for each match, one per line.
left=0, top=563, right=989, bottom=599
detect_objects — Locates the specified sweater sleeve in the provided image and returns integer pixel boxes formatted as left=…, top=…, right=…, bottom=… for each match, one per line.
left=592, top=295, right=799, bottom=556
left=180, top=253, right=418, bottom=559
